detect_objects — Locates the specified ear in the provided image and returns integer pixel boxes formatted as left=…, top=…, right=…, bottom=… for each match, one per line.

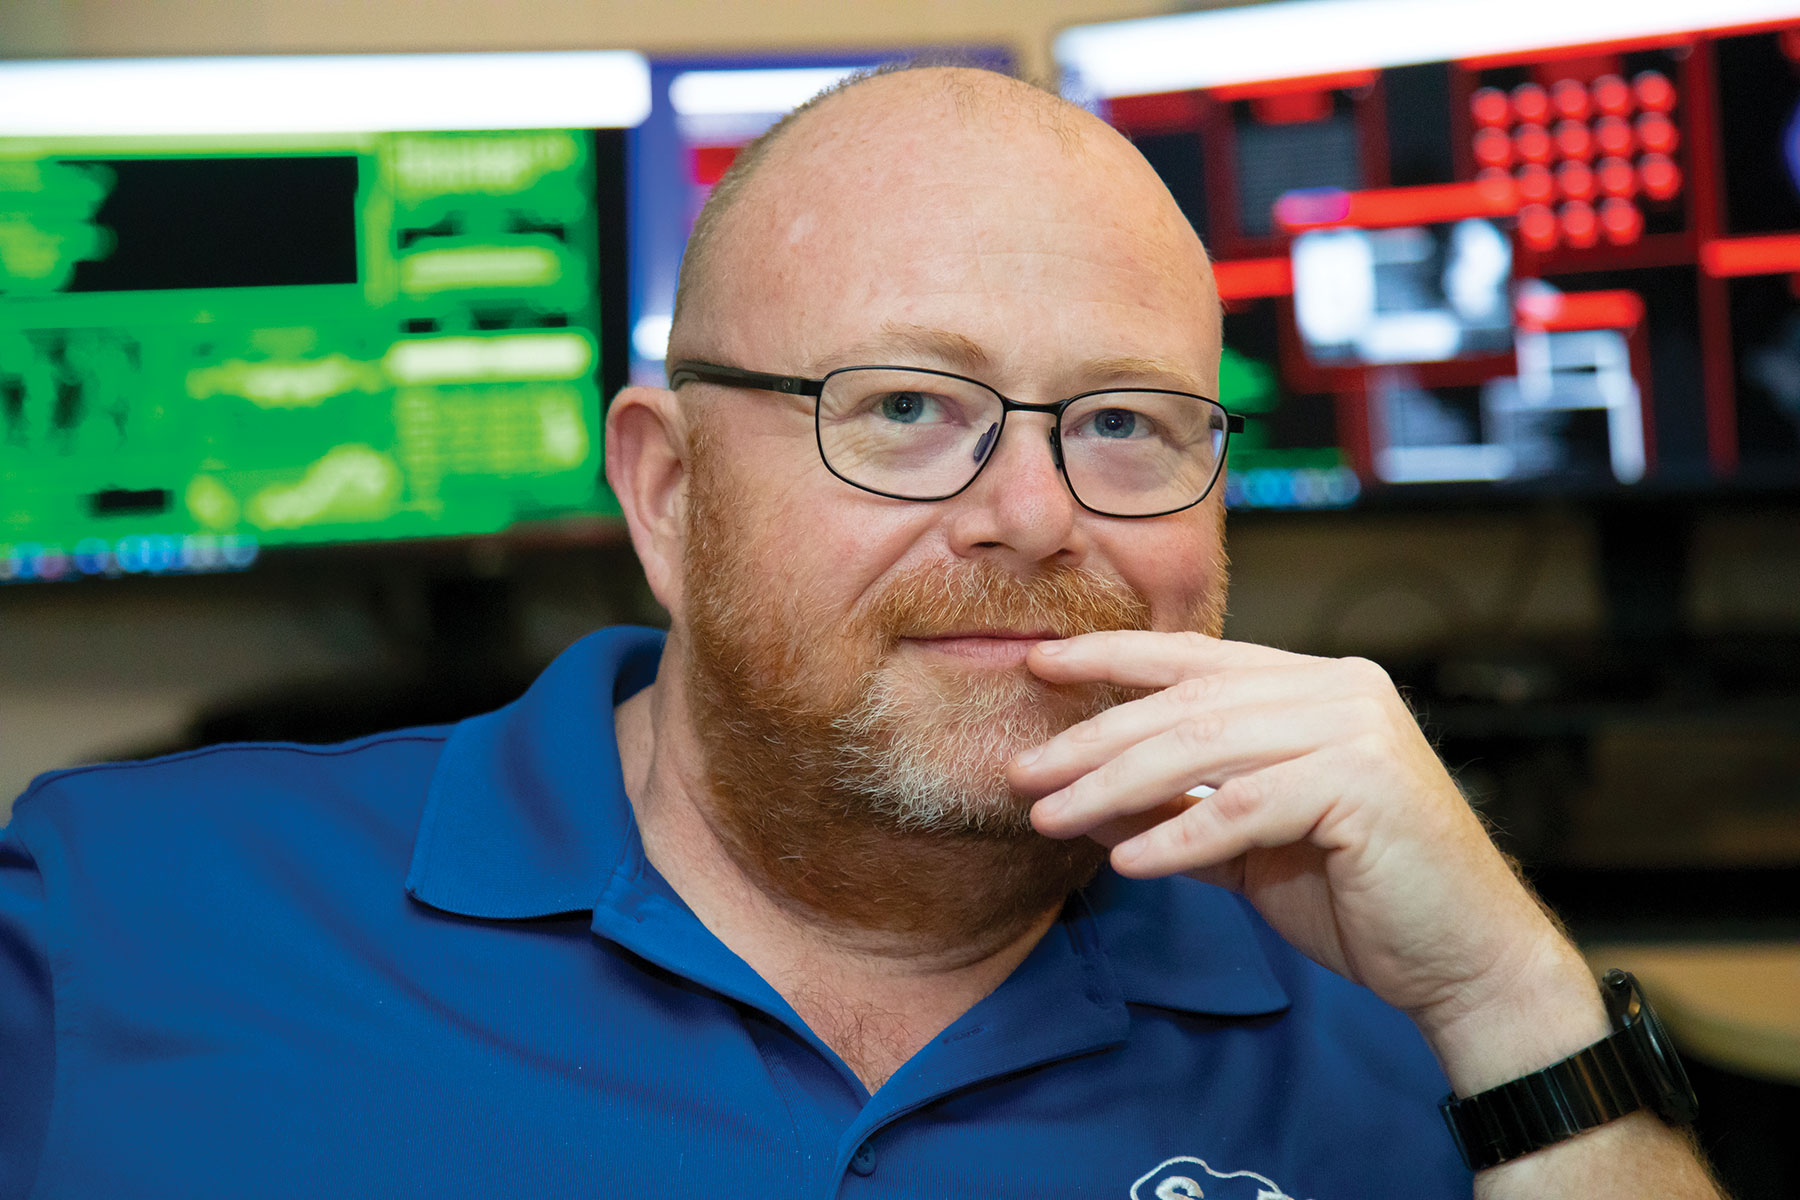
left=605, top=385, right=689, bottom=617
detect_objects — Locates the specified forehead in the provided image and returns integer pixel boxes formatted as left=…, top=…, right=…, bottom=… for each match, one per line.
left=700, top=78, right=1221, bottom=389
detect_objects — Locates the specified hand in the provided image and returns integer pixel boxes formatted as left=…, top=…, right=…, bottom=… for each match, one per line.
left=1012, top=631, right=1584, bottom=1050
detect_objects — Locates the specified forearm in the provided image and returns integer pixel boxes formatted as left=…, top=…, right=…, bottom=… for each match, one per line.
left=1474, top=1115, right=1724, bottom=1199
left=1424, top=939, right=1725, bottom=1199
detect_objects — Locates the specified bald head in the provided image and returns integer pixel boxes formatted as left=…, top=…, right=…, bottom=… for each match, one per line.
left=666, top=66, right=1219, bottom=376
left=607, top=67, right=1234, bottom=832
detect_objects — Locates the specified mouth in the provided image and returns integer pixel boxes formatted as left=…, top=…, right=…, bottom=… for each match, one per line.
left=901, top=630, right=1058, bottom=666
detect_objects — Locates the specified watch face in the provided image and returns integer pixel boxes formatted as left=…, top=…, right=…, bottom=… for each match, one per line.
left=1606, top=969, right=1701, bottom=1125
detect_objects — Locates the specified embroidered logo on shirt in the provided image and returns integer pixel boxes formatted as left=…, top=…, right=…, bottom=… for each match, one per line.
left=1128, top=1155, right=1305, bottom=1200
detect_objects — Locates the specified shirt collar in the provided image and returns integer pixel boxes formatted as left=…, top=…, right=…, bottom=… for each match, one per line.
left=404, top=625, right=665, bottom=919
left=405, top=624, right=1287, bottom=1018
left=1083, top=870, right=1289, bottom=1017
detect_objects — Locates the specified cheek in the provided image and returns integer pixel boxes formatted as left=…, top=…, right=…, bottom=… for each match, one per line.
left=798, top=500, right=936, bottom=604
left=731, top=456, right=931, bottom=617
left=1102, top=516, right=1226, bottom=631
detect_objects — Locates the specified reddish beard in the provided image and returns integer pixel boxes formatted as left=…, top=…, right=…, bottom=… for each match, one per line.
left=678, top=430, right=1223, bottom=946
left=823, top=563, right=1151, bottom=836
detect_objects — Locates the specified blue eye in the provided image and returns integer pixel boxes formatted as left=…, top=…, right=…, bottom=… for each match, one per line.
left=1089, top=408, right=1139, bottom=438
left=879, top=391, right=931, bottom=423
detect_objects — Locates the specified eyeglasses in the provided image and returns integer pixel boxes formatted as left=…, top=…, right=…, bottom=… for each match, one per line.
left=668, top=360, right=1244, bottom=518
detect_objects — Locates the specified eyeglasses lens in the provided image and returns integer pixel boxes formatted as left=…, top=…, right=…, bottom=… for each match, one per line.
left=816, top=367, right=1226, bottom=516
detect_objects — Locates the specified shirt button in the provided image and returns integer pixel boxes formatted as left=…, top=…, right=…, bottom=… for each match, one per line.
left=850, top=1141, right=877, bottom=1177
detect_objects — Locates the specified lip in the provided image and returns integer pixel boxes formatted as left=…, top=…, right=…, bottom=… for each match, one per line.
left=903, top=631, right=1057, bottom=666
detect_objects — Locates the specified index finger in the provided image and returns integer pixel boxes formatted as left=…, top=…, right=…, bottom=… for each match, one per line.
left=1026, top=629, right=1292, bottom=689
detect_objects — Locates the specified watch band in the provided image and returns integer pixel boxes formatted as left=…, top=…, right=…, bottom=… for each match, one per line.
left=1439, top=969, right=1698, bottom=1171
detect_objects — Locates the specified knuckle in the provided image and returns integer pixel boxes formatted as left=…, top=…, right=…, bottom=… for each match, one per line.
left=1169, top=675, right=1214, bottom=710
left=1339, top=655, right=1394, bottom=693
left=1346, top=729, right=1391, bottom=770
left=1166, top=816, right=1209, bottom=852
left=1345, top=693, right=1389, bottom=733
left=1161, top=808, right=1211, bottom=855
left=1176, top=630, right=1213, bottom=655
left=1172, top=712, right=1223, bottom=754
left=1207, top=776, right=1262, bottom=825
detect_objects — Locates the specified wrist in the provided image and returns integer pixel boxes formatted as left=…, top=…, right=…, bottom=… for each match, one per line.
left=1420, top=937, right=1610, bottom=1097
left=1439, top=968, right=1706, bottom=1176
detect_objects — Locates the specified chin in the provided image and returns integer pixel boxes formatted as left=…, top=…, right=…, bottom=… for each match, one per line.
left=826, top=667, right=1067, bottom=836
left=840, top=757, right=1037, bottom=837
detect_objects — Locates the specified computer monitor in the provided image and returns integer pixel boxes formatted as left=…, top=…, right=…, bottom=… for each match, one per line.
left=625, top=47, right=1014, bottom=386
left=0, top=52, right=646, bottom=582
left=1057, top=1, right=1800, bottom=511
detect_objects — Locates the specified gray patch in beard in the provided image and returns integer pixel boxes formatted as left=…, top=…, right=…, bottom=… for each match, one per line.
left=826, top=661, right=1132, bottom=835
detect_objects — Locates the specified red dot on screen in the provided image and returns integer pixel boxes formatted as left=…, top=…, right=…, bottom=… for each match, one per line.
left=1593, top=74, right=1633, bottom=117
left=1472, top=86, right=1512, bottom=127
left=1512, top=82, right=1551, bottom=125
left=1636, top=111, right=1678, bottom=155
left=1551, top=79, right=1591, bottom=121
left=1557, top=159, right=1596, bottom=202
left=1519, top=203, right=1559, bottom=250
left=1474, top=126, right=1514, bottom=168
left=1599, top=197, right=1643, bottom=245
left=1640, top=152, right=1681, bottom=201
left=1516, top=162, right=1555, bottom=204
left=1515, top=123, right=1553, bottom=164
left=1476, top=167, right=1517, bottom=208
left=1561, top=200, right=1599, bottom=248
left=1475, top=169, right=1518, bottom=208
left=1634, top=70, right=1676, bottom=114
left=1594, top=114, right=1634, bottom=158
left=1597, top=156, right=1637, bottom=197
left=1554, top=119, right=1593, bottom=160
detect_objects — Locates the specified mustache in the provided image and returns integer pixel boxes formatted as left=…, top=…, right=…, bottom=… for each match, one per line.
left=859, top=560, right=1153, bottom=644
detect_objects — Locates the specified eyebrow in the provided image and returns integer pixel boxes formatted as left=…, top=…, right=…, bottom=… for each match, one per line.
left=826, top=322, right=994, bottom=376
left=1080, top=354, right=1212, bottom=396
left=823, top=324, right=1211, bottom=396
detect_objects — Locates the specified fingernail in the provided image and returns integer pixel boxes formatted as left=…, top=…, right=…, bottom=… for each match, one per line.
left=1036, top=640, right=1066, bottom=656
left=1114, top=836, right=1146, bottom=864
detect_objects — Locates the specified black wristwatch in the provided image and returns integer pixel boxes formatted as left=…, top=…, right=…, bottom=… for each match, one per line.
left=1440, top=969, right=1699, bottom=1171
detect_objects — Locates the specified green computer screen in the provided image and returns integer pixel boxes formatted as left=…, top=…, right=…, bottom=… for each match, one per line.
left=0, top=127, right=623, bottom=582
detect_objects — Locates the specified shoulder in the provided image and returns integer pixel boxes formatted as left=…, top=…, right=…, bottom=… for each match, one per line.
left=16, top=726, right=450, bottom=811
left=7, top=727, right=453, bottom=886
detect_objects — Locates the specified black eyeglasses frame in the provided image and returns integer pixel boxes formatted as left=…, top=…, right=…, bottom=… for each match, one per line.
left=667, top=359, right=1245, bottom=519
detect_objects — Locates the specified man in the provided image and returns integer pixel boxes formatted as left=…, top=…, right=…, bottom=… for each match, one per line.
left=1, top=67, right=1720, bottom=1198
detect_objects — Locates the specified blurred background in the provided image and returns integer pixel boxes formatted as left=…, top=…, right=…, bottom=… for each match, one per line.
left=2, top=0, right=1797, bottom=1193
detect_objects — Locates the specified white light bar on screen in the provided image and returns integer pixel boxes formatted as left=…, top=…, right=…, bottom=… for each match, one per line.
left=1378, top=445, right=1516, bottom=483
left=668, top=67, right=863, bottom=118
left=1056, top=0, right=1800, bottom=98
left=0, top=52, right=652, bottom=136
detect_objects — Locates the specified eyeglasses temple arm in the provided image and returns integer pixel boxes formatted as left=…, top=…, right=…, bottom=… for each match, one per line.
left=668, top=361, right=824, bottom=397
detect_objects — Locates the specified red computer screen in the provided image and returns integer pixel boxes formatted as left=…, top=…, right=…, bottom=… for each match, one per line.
left=1074, top=14, right=1800, bottom=509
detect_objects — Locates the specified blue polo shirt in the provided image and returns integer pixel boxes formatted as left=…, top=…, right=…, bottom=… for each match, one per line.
left=1, top=626, right=1470, bottom=1199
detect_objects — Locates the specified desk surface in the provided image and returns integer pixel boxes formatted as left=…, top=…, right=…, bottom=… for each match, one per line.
left=1585, top=942, right=1800, bottom=1084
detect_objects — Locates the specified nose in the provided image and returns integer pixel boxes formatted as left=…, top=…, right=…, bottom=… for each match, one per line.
left=942, top=412, right=1088, bottom=568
